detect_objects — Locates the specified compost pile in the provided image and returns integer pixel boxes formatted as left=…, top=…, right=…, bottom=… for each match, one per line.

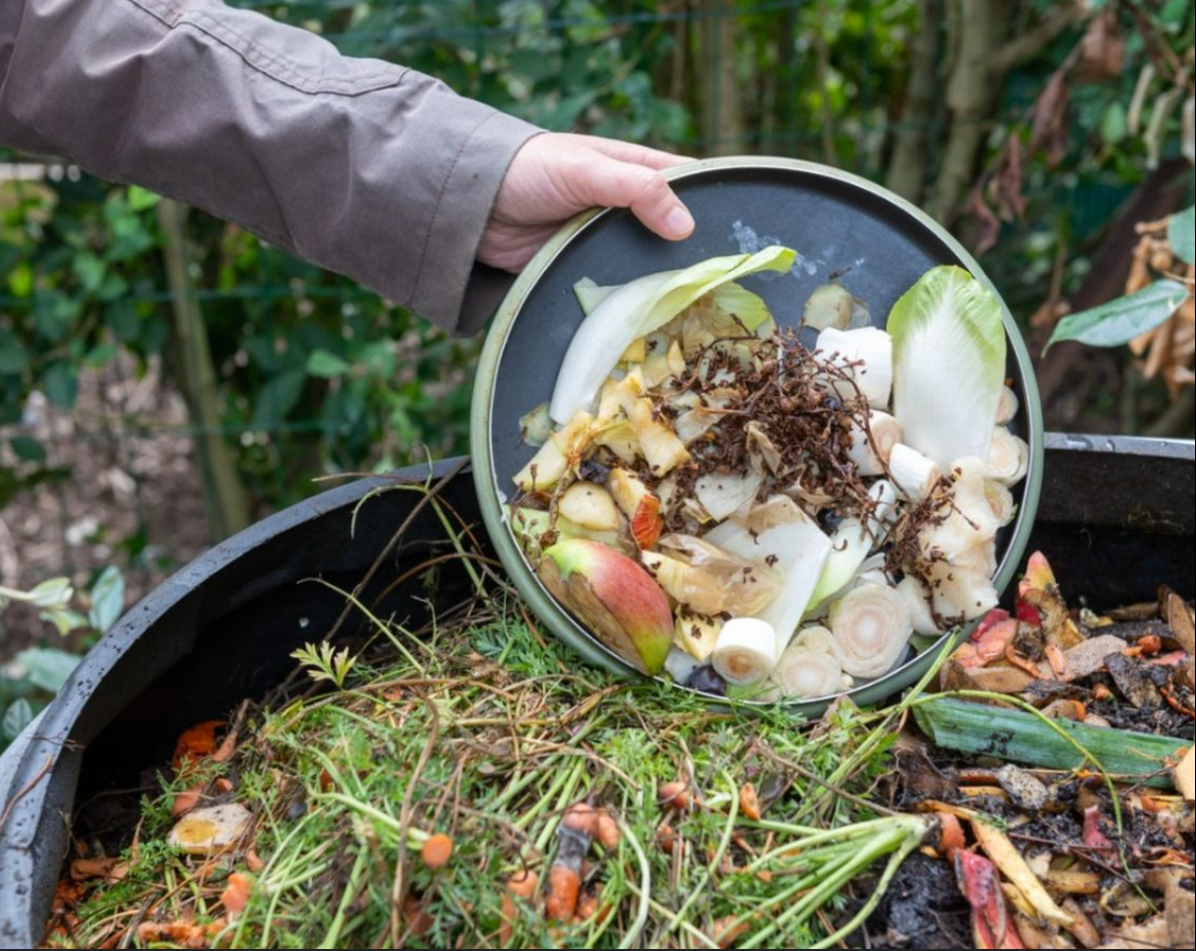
left=889, top=552, right=1195, bottom=949
left=38, top=484, right=1193, bottom=950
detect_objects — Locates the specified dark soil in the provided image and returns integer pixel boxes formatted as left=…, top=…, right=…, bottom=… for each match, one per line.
left=1089, top=695, right=1196, bottom=741
left=865, top=852, right=971, bottom=949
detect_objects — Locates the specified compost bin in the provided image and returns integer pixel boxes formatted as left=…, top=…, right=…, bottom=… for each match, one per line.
left=1, top=435, right=1192, bottom=949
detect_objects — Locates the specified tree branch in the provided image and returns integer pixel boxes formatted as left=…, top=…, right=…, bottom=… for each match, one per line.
left=987, top=2, right=1087, bottom=75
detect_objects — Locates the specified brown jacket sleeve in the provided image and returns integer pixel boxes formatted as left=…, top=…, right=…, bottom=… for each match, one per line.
left=0, top=0, right=540, bottom=333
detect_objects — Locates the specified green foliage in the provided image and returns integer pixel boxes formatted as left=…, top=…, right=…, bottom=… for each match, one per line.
left=0, top=645, right=80, bottom=752
left=88, top=565, right=126, bottom=635
left=1, top=698, right=33, bottom=742
left=56, top=601, right=924, bottom=950
left=1168, top=204, right=1195, bottom=265
left=291, top=641, right=358, bottom=690
left=14, top=647, right=80, bottom=694
left=1045, top=278, right=1189, bottom=351
left=0, top=0, right=930, bottom=532
left=0, top=568, right=123, bottom=752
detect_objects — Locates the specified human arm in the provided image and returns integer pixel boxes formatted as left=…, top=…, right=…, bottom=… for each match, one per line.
left=0, top=0, right=540, bottom=333
left=1, top=1, right=696, bottom=334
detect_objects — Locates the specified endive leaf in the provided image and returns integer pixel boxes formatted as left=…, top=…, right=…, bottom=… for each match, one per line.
left=889, top=266, right=1006, bottom=466
left=574, top=278, right=773, bottom=329
left=550, top=246, right=795, bottom=422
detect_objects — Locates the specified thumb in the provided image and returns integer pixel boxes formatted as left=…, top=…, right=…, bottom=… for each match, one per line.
left=573, top=157, right=695, bottom=241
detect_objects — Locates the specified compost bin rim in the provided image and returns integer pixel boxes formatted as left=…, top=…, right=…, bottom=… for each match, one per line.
left=469, top=154, right=1044, bottom=713
left=1042, top=432, right=1195, bottom=458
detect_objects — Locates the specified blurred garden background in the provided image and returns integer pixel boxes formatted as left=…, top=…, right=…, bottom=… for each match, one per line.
left=1, top=0, right=1193, bottom=742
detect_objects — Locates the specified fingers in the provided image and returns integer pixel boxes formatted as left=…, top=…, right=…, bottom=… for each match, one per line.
left=572, top=157, right=695, bottom=241
left=584, top=136, right=695, bottom=170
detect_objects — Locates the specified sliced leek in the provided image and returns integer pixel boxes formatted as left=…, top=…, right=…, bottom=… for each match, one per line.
left=896, top=575, right=938, bottom=637
left=845, top=411, right=902, bottom=477
left=995, top=384, right=1019, bottom=425
left=985, top=427, right=1029, bottom=485
left=815, top=326, right=893, bottom=409
left=712, top=617, right=780, bottom=685
left=888, top=443, right=940, bottom=501
left=984, top=480, right=1016, bottom=526
left=773, top=644, right=843, bottom=698
left=829, top=583, right=913, bottom=679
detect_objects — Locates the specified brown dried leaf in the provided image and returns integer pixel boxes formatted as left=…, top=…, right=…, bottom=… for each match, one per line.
left=69, top=857, right=128, bottom=882
left=969, top=187, right=1003, bottom=257
left=895, top=747, right=957, bottom=801
left=1176, top=747, right=1194, bottom=801
left=942, top=658, right=1035, bottom=696
left=1167, top=884, right=1195, bottom=950
left=1101, top=915, right=1171, bottom=950
left=988, top=135, right=1028, bottom=223
left=1105, top=654, right=1162, bottom=709
left=1078, top=9, right=1124, bottom=83
left=1163, top=588, right=1195, bottom=655
left=1055, top=634, right=1128, bottom=681
left=1030, top=70, right=1071, bottom=168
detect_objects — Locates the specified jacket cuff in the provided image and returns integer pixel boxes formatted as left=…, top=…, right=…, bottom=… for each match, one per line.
left=406, top=100, right=541, bottom=335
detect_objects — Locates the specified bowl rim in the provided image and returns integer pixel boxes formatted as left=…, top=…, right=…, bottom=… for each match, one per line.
left=470, top=155, right=1045, bottom=715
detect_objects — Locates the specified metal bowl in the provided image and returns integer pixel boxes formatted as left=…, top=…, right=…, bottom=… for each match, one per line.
left=470, top=156, right=1044, bottom=714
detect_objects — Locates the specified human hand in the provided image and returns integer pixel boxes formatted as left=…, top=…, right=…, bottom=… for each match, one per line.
left=477, top=132, right=695, bottom=272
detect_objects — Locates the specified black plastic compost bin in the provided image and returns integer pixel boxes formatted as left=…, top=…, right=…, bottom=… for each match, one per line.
left=1, top=436, right=1193, bottom=949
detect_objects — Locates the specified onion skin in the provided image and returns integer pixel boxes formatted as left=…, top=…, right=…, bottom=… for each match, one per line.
left=803, top=283, right=855, bottom=331
left=539, top=539, right=674, bottom=675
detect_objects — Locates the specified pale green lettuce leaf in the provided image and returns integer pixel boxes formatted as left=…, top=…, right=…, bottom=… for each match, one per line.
left=888, top=266, right=1006, bottom=466
left=710, top=282, right=773, bottom=331
left=574, top=278, right=772, bottom=330
left=572, top=277, right=619, bottom=316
